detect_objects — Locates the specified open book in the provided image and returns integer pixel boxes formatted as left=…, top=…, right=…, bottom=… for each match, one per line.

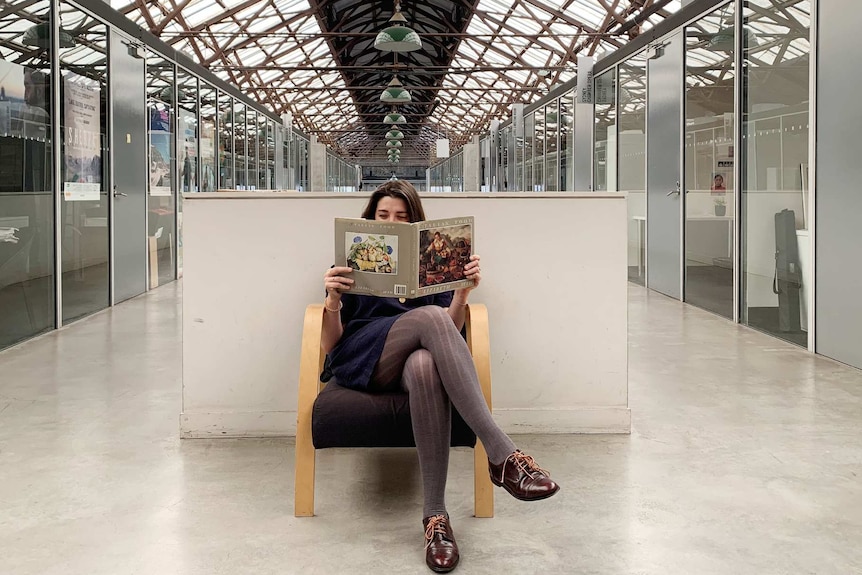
left=334, top=216, right=475, bottom=298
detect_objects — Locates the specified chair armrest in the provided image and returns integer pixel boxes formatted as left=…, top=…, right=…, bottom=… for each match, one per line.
left=297, top=304, right=326, bottom=416
left=465, top=304, right=492, bottom=411
left=295, top=304, right=325, bottom=517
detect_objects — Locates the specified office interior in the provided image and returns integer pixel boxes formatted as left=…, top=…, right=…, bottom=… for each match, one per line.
left=1, top=1, right=861, bottom=571
left=3, top=0, right=857, bottom=370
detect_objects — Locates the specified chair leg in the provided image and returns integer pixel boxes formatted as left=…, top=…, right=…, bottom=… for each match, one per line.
left=473, top=439, right=494, bottom=518
left=294, top=429, right=316, bottom=517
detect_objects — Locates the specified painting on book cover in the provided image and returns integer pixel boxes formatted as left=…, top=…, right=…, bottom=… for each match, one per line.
left=418, top=224, right=472, bottom=288
left=346, top=233, right=398, bottom=274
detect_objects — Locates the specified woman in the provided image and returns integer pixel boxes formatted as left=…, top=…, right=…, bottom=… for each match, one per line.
left=322, top=181, right=560, bottom=573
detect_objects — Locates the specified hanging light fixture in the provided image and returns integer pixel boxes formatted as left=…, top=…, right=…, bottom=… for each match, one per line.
left=385, top=129, right=404, bottom=140
left=707, top=26, right=759, bottom=51
left=386, top=140, right=403, bottom=148
left=374, top=0, right=422, bottom=53
left=706, top=8, right=758, bottom=52
left=380, top=77, right=412, bottom=104
left=22, top=22, right=75, bottom=49
left=384, top=112, right=407, bottom=125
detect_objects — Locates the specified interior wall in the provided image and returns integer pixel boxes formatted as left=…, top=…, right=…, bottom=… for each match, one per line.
left=815, top=0, right=862, bottom=369
left=181, top=192, right=630, bottom=437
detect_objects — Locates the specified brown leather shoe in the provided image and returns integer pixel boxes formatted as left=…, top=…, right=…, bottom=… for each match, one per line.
left=423, top=514, right=459, bottom=573
left=489, top=450, right=560, bottom=501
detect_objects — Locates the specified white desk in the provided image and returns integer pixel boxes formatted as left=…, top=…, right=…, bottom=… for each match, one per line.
left=0, top=216, right=30, bottom=229
left=686, top=215, right=734, bottom=260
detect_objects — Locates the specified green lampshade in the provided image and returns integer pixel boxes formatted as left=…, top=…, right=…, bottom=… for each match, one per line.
left=386, top=140, right=403, bottom=148
left=380, top=87, right=412, bottom=104
left=708, top=27, right=759, bottom=51
left=22, top=23, right=75, bottom=49
left=388, top=150, right=402, bottom=157
left=374, top=25, right=422, bottom=52
left=384, top=113, right=406, bottom=125
left=385, top=130, right=404, bottom=140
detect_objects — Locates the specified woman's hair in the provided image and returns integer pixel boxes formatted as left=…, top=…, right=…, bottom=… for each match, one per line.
left=361, top=180, right=426, bottom=222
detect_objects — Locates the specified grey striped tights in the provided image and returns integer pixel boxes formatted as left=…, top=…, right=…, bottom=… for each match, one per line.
left=370, top=305, right=516, bottom=518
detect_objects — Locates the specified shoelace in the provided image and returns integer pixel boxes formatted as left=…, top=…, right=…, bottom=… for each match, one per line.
left=504, top=450, right=550, bottom=478
left=424, top=515, right=448, bottom=549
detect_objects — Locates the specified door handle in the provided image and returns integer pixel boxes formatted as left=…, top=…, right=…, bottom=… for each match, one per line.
left=666, top=180, right=681, bottom=196
left=113, top=186, right=127, bottom=198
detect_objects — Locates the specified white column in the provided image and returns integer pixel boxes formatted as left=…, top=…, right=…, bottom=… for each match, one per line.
left=308, top=142, right=326, bottom=192
left=462, top=135, right=481, bottom=191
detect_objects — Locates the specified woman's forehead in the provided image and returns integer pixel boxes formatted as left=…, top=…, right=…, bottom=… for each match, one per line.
left=377, top=196, right=408, bottom=212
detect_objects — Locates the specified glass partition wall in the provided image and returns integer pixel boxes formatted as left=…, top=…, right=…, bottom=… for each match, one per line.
left=545, top=100, right=558, bottom=192
left=532, top=108, right=544, bottom=191
left=684, top=2, right=736, bottom=319
left=146, top=54, right=176, bottom=288
left=594, top=68, right=617, bottom=192
left=199, top=83, right=217, bottom=192
left=0, top=1, right=55, bottom=347
left=60, top=4, right=109, bottom=322
left=618, top=52, right=647, bottom=285
left=176, top=69, right=198, bottom=277
left=1, top=0, right=321, bottom=351
left=559, top=95, right=573, bottom=191
left=741, top=0, right=811, bottom=346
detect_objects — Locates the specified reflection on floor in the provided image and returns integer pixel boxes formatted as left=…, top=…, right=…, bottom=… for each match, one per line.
left=62, top=262, right=109, bottom=323
left=747, top=306, right=808, bottom=347
left=156, top=245, right=174, bottom=286
left=685, top=263, right=733, bottom=318
left=0, top=274, right=53, bottom=349
left=627, top=265, right=645, bottom=286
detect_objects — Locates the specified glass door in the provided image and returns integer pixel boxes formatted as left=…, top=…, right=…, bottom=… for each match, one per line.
left=684, top=2, right=736, bottom=319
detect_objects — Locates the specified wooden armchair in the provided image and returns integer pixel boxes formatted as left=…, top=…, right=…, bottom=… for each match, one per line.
left=294, top=303, right=494, bottom=518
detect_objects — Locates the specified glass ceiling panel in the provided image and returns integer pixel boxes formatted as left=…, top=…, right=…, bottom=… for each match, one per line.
left=109, top=0, right=682, bottom=158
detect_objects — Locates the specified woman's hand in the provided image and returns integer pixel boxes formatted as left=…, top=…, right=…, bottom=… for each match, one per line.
left=324, top=266, right=354, bottom=301
left=454, top=254, right=481, bottom=303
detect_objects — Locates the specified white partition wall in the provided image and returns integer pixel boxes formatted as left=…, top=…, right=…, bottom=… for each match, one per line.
left=181, top=192, right=629, bottom=437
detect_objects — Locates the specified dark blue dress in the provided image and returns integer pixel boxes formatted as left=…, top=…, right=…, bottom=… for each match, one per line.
left=322, top=291, right=454, bottom=391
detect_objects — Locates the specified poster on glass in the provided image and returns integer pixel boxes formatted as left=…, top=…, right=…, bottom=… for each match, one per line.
left=63, top=71, right=101, bottom=201
left=149, top=102, right=172, bottom=196
left=179, top=108, right=197, bottom=192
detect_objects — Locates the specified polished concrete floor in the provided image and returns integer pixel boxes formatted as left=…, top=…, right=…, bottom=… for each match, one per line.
left=1, top=283, right=861, bottom=574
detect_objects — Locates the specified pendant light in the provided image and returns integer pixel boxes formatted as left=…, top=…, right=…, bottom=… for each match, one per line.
left=380, top=76, right=412, bottom=104
left=384, top=112, right=407, bottom=125
left=385, top=129, right=404, bottom=140
left=374, top=1, right=422, bottom=53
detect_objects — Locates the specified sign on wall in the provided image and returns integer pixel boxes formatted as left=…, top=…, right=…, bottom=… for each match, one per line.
left=576, top=55, right=595, bottom=104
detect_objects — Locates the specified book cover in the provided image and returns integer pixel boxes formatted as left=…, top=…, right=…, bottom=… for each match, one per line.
left=334, top=216, right=475, bottom=298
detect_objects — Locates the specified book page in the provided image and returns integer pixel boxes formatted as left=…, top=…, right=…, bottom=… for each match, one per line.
left=334, top=218, right=417, bottom=297
left=416, top=217, right=475, bottom=297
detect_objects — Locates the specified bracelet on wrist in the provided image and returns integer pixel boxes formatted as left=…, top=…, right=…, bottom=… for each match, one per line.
left=324, top=299, right=343, bottom=313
